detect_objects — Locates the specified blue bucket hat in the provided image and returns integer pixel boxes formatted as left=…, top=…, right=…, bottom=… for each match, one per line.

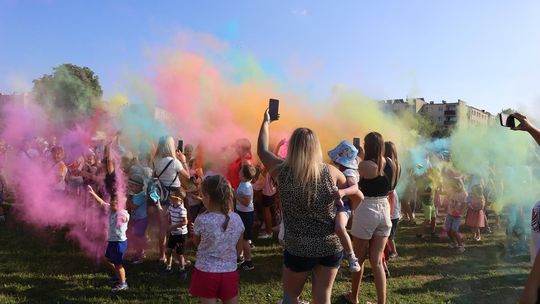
left=328, top=141, right=359, bottom=169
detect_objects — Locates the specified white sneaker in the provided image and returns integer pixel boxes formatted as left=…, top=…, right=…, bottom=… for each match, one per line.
left=458, top=246, right=466, bottom=253
left=348, top=257, right=361, bottom=273
left=258, top=232, right=273, bottom=239
left=448, top=243, right=457, bottom=249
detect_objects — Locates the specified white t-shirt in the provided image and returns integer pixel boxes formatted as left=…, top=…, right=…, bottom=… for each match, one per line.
left=108, top=208, right=130, bottom=242
left=153, top=157, right=183, bottom=188
left=531, top=200, right=540, bottom=264
left=194, top=212, right=244, bottom=273
left=343, top=168, right=360, bottom=183
left=236, top=181, right=254, bottom=212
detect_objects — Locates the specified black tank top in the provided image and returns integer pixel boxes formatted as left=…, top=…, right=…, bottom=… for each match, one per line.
left=359, top=158, right=393, bottom=197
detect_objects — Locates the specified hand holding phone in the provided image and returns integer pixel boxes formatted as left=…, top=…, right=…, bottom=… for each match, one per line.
left=499, top=113, right=519, bottom=128
left=353, top=137, right=361, bottom=150
left=177, top=139, right=184, bottom=153
left=269, top=99, right=280, bottom=121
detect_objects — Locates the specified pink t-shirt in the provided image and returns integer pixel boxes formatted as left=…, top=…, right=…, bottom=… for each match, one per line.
left=447, top=191, right=468, bottom=217
left=193, top=211, right=244, bottom=273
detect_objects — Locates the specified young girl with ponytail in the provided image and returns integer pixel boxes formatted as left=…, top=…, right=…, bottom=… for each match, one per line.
left=189, top=175, right=245, bottom=304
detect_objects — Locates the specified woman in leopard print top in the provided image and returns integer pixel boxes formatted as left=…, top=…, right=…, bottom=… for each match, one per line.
left=257, top=108, right=358, bottom=304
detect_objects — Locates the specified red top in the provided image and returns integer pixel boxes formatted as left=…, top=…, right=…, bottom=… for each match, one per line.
left=226, top=154, right=253, bottom=189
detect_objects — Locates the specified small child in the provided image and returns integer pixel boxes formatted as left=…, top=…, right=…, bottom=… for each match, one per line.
left=87, top=186, right=130, bottom=292
left=165, top=195, right=189, bottom=279
left=444, top=178, right=468, bottom=253
left=51, top=146, right=68, bottom=194
left=236, top=164, right=257, bottom=271
left=328, top=141, right=363, bottom=272
left=127, top=174, right=148, bottom=264
left=189, top=175, right=244, bottom=304
left=465, top=183, right=486, bottom=241
left=416, top=170, right=437, bottom=240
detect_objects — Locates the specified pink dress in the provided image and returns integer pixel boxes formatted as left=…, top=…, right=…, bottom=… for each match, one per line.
left=465, top=198, right=485, bottom=228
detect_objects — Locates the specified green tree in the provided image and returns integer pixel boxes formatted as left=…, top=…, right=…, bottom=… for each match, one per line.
left=32, top=64, right=102, bottom=126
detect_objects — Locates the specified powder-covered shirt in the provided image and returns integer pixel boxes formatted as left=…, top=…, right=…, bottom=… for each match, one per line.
left=235, top=181, right=254, bottom=212
left=391, top=190, right=401, bottom=220
left=194, top=211, right=244, bottom=273
left=53, top=161, right=68, bottom=191
left=168, top=203, right=188, bottom=235
left=108, top=208, right=129, bottom=242
left=130, top=191, right=147, bottom=220
left=446, top=191, right=468, bottom=217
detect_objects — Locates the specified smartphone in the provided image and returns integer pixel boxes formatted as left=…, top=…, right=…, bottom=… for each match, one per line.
left=499, top=113, right=518, bottom=128
left=269, top=98, right=280, bottom=121
left=353, top=137, right=361, bottom=150
left=177, top=139, right=184, bottom=153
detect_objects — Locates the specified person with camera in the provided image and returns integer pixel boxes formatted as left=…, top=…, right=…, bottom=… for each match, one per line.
left=513, top=113, right=540, bottom=304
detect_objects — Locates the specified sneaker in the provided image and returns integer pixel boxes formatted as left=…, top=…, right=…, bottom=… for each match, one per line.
left=448, top=243, right=457, bottom=249
left=131, top=257, right=144, bottom=265
left=111, top=282, right=128, bottom=292
left=457, top=246, right=466, bottom=253
left=237, top=256, right=245, bottom=265
left=259, top=232, right=273, bottom=240
left=179, top=269, right=188, bottom=280
left=474, top=236, right=481, bottom=242
left=345, top=253, right=361, bottom=272
left=241, top=260, right=255, bottom=271
left=249, top=242, right=256, bottom=250
left=389, top=253, right=398, bottom=260
left=258, top=232, right=273, bottom=239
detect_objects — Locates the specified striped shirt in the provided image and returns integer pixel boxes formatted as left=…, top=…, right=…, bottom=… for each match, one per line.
left=168, top=203, right=188, bottom=235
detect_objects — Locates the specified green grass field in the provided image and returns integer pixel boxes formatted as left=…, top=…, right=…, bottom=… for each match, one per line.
left=0, top=203, right=532, bottom=304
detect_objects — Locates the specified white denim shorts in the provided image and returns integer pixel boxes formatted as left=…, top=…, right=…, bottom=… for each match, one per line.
left=351, top=196, right=392, bottom=240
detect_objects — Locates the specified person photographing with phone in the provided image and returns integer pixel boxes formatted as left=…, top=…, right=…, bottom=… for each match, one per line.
left=258, top=99, right=359, bottom=304
left=511, top=113, right=540, bottom=304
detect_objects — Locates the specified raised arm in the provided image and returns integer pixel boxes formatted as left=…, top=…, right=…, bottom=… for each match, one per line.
left=257, top=109, right=284, bottom=180
left=87, top=185, right=108, bottom=208
left=513, top=113, right=540, bottom=146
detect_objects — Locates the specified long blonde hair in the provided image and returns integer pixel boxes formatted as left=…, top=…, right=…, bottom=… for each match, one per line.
left=201, top=175, right=233, bottom=231
left=283, top=128, right=323, bottom=191
left=155, top=136, right=177, bottom=160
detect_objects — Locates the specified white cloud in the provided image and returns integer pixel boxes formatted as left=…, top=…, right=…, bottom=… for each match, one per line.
left=291, top=9, right=308, bottom=16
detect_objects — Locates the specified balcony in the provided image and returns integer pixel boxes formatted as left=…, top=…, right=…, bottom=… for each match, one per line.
left=444, top=110, right=456, bottom=116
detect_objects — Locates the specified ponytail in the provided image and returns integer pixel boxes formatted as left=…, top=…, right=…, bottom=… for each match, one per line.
left=202, top=174, right=234, bottom=231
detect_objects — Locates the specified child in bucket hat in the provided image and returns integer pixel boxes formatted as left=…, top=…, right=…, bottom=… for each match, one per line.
left=328, top=141, right=363, bottom=273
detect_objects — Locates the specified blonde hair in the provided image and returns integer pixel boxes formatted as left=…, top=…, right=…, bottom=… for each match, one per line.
left=155, top=136, right=177, bottom=160
left=283, top=128, right=323, bottom=192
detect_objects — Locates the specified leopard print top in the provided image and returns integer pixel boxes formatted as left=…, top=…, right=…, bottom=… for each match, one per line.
left=278, top=163, right=343, bottom=257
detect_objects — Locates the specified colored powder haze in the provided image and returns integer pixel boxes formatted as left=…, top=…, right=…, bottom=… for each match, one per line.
left=1, top=30, right=539, bottom=258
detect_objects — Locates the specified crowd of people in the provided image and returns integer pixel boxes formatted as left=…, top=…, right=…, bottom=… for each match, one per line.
left=0, top=110, right=539, bottom=304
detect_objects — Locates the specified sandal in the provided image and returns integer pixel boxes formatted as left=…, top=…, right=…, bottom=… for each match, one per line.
left=342, top=292, right=359, bottom=304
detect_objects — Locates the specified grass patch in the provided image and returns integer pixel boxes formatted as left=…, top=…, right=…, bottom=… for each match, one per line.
left=0, top=210, right=531, bottom=303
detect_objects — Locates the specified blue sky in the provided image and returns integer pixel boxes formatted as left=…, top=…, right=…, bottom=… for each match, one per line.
left=1, top=0, right=539, bottom=115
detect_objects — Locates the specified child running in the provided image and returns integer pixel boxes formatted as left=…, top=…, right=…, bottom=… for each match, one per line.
left=165, top=194, right=189, bottom=279
left=236, top=164, right=257, bottom=271
left=87, top=186, right=130, bottom=292
left=328, top=141, right=364, bottom=272
left=189, top=175, right=244, bottom=304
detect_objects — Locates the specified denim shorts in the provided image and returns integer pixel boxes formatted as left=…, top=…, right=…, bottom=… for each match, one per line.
left=283, top=250, right=343, bottom=273
left=445, top=215, right=462, bottom=232
left=336, top=199, right=352, bottom=218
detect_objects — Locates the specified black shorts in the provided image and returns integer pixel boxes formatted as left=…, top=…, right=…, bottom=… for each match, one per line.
left=167, top=234, right=187, bottom=254
left=389, top=218, right=399, bottom=240
left=283, top=249, right=343, bottom=273
left=237, top=211, right=254, bottom=240
left=261, top=194, right=276, bottom=208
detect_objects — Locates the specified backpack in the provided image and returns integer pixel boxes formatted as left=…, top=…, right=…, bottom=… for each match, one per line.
left=147, top=159, right=178, bottom=205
